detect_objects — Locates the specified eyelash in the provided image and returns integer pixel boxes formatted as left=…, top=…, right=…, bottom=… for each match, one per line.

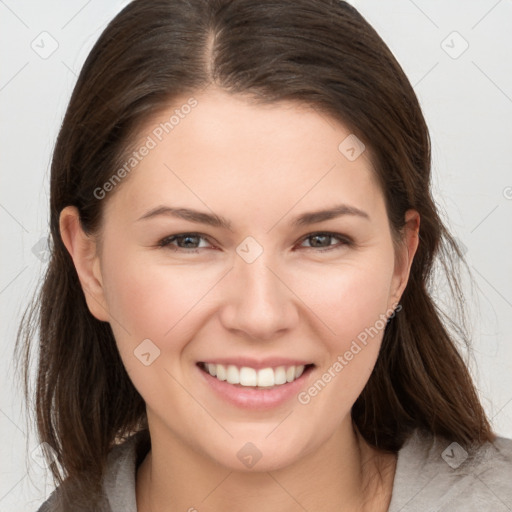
left=157, top=232, right=353, bottom=254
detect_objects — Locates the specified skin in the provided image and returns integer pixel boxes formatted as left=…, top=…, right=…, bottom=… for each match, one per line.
left=60, top=86, right=420, bottom=511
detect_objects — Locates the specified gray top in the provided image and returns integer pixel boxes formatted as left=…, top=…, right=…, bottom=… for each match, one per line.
left=37, top=429, right=512, bottom=511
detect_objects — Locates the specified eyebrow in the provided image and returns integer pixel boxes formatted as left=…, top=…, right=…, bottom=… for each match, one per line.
left=136, top=204, right=370, bottom=230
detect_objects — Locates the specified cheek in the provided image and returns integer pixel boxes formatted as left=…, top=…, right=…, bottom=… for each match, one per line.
left=101, top=250, right=214, bottom=341
left=293, top=254, right=394, bottom=346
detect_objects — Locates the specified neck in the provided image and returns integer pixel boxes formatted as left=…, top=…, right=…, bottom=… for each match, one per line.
left=136, top=416, right=396, bottom=512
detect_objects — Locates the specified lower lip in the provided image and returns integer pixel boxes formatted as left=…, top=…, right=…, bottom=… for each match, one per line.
left=196, top=364, right=314, bottom=410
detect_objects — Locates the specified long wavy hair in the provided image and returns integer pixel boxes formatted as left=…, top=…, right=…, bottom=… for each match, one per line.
left=16, top=0, right=495, bottom=504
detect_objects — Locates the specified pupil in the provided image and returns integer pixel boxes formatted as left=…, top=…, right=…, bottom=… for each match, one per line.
left=311, top=235, right=328, bottom=247
left=182, top=235, right=197, bottom=248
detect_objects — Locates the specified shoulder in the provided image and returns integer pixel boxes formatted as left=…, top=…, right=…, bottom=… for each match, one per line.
left=388, top=429, right=512, bottom=512
left=34, top=430, right=148, bottom=512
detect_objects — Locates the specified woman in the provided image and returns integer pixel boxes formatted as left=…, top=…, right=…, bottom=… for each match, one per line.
left=17, top=0, right=511, bottom=511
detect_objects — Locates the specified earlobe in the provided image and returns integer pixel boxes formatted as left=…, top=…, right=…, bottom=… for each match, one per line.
left=59, top=206, right=110, bottom=322
left=389, top=209, right=420, bottom=309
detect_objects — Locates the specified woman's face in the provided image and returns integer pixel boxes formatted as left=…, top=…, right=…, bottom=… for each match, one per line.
left=71, top=88, right=418, bottom=471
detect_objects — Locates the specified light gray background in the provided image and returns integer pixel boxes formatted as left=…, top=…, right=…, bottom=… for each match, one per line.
left=1, top=0, right=511, bottom=510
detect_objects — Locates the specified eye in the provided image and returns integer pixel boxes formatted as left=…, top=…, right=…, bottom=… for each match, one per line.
left=158, top=233, right=213, bottom=253
left=297, top=232, right=353, bottom=252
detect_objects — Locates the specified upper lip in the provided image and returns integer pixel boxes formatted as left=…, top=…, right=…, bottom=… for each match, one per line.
left=198, top=358, right=314, bottom=370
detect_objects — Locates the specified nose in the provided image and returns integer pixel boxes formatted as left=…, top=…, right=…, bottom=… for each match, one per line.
left=219, top=250, right=299, bottom=342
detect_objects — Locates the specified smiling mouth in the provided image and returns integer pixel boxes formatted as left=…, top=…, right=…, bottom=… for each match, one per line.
left=197, top=362, right=315, bottom=389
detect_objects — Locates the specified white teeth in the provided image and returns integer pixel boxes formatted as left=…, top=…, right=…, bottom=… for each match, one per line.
left=274, top=366, right=287, bottom=385
left=216, top=364, right=227, bottom=381
left=204, top=363, right=307, bottom=387
left=239, top=367, right=257, bottom=386
left=226, top=365, right=240, bottom=384
left=207, top=363, right=217, bottom=377
left=257, top=368, right=275, bottom=387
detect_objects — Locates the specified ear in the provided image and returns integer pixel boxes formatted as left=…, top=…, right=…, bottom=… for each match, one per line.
left=59, top=206, right=110, bottom=322
left=388, top=209, right=420, bottom=310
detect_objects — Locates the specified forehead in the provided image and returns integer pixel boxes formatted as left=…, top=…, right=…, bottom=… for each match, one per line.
left=105, top=88, right=383, bottom=226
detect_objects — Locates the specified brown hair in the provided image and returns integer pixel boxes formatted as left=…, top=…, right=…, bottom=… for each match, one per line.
left=16, top=0, right=495, bottom=503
